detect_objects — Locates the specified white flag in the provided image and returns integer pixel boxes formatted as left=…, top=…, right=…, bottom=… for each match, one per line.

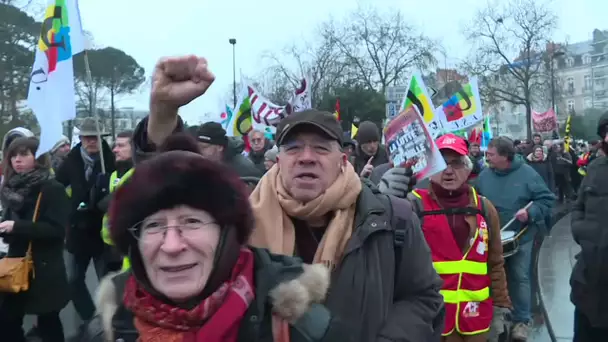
left=27, top=0, right=85, bottom=157
left=71, top=125, right=80, bottom=148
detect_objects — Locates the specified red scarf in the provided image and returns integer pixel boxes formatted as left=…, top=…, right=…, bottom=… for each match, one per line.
left=123, top=248, right=256, bottom=342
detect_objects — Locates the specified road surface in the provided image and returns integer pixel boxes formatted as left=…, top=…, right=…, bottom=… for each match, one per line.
left=535, top=212, right=577, bottom=341
left=23, top=251, right=99, bottom=340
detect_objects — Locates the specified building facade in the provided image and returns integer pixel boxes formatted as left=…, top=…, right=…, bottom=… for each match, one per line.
left=555, top=29, right=608, bottom=115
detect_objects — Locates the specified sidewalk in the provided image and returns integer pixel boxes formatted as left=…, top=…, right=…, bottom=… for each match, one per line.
left=537, top=212, right=578, bottom=341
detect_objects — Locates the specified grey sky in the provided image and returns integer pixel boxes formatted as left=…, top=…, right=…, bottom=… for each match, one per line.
left=76, top=0, right=606, bottom=124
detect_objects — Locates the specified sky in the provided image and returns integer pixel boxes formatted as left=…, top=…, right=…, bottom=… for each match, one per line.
left=72, top=0, right=607, bottom=124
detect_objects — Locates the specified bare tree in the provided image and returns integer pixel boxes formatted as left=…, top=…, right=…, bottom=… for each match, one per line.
left=319, top=6, right=437, bottom=93
left=462, top=0, right=557, bottom=139
left=262, top=39, right=347, bottom=107
left=75, top=78, right=107, bottom=117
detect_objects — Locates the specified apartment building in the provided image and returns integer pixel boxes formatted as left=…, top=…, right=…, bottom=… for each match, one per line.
left=555, top=29, right=608, bottom=115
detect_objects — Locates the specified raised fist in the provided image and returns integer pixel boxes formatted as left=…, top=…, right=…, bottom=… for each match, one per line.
left=150, top=55, right=215, bottom=109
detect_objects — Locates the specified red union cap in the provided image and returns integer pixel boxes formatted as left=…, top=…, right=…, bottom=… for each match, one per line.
left=436, top=133, right=468, bottom=156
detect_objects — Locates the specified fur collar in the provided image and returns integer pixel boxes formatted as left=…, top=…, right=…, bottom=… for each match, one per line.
left=526, top=153, right=547, bottom=162
left=95, top=263, right=330, bottom=341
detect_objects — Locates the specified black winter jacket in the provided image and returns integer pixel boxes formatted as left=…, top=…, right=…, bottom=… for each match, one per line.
left=55, top=141, right=115, bottom=255
left=570, top=156, right=608, bottom=328
left=0, top=179, right=70, bottom=314
left=132, top=116, right=262, bottom=178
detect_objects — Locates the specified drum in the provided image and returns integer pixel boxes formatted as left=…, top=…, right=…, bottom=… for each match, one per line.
left=501, top=230, right=519, bottom=258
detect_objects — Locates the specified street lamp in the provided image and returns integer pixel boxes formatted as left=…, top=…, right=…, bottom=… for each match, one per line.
left=550, top=50, right=565, bottom=114
left=229, top=38, right=237, bottom=108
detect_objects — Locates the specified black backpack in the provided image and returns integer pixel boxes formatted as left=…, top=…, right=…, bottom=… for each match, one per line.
left=374, top=192, right=447, bottom=342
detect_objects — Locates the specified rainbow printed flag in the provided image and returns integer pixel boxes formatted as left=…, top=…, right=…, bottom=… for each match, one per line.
left=27, top=0, right=85, bottom=156
left=435, top=77, right=484, bottom=133
left=401, top=74, right=435, bottom=124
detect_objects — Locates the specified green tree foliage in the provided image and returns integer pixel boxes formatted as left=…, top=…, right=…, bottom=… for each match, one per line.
left=0, top=3, right=39, bottom=134
left=317, top=85, right=385, bottom=130
left=561, top=108, right=605, bottom=141
left=73, top=47, right=145, bottom=137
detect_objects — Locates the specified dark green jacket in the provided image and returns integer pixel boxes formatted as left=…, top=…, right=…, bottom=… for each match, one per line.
left=80, top=247, right=349, bottom=342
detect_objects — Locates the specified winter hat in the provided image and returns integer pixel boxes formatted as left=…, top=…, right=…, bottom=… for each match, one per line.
left=109, top=133, right=253, bottom=297
left=342, top=137, right=356, bottom=149
left=355, top=121, right=380, bottom=145
left=195, top=122, right=228, bottom=146
left=264, top=146, right=278, bottom=162
left=50, top=135, right=70, bottom=154
left=597, top=112, right=608, bottom=138
left=2, top=127, right=34, bottom=153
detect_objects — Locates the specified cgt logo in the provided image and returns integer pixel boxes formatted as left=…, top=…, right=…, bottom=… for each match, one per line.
left=443, top=137, right=456, bottom=145
left=463, top=302, right=480, bottom=318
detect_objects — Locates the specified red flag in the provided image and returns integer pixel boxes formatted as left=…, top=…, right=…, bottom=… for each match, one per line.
left=334, top=98, right=341, bottom=121
left=468, top=128, right=481, bottom=146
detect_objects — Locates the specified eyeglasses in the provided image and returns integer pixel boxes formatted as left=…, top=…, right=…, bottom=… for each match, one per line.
left=444, top=158, right=465, bottom=169
left=128, top=217, right=218, bottom=243
left=251, top=138, right=263, bottom=143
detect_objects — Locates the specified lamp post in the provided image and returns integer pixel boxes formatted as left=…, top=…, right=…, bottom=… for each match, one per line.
left=550, top=50, right=565, bottom=114
left=549, top=49, right=565, bottom=138
left=229, top=38, right=237, bottom=108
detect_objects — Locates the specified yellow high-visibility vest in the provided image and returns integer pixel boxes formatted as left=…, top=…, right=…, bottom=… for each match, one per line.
left=100, top=168, right=135, bottom=270
left=411, top=188, right=492, bottom=336
left=51, top=168, right=72, bottom=197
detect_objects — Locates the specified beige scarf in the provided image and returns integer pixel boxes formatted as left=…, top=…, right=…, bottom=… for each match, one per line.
left=249, top=163, right=362, bottom=269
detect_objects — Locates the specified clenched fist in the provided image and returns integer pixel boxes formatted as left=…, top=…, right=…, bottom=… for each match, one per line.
left=150, top=55, right=215, bottom=110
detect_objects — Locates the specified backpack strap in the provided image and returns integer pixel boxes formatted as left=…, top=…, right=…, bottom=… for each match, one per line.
left=374, top=193, right=411, bottom=281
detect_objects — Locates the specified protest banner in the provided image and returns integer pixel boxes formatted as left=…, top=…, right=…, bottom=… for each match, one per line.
left=384, top=106, right=446, bottom=180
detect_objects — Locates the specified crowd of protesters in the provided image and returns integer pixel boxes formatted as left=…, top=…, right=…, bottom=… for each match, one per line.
left=0, top=55, right=606, bottom=342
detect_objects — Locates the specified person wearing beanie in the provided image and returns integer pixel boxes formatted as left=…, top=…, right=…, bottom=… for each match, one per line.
left=50, top=135, right=71, bottom=171
left=80, top=134, right=349, bottom=342
left=570, top=112, right=608, bottom=341
left=191, top=121, right=262, bottom=178
left=2, top=127, right=34, bottom=155
left=263, top=146, right=278, bottom=171
left=353, top=121, right=389, bottom=177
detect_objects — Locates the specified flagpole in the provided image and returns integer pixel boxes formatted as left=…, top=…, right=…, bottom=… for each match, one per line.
left=82, top=49, right=106, bottom=174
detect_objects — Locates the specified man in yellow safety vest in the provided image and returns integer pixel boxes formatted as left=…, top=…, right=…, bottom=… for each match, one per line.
left=100, top=131, right=134, bottom=274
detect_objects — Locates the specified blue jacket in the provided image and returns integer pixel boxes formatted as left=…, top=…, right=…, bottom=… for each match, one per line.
left=475, top=154, right=556, bottom=244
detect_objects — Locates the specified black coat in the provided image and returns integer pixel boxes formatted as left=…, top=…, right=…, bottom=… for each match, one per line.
left=55, top=141, right=115, bottom=256
left=571, top=156, right=608, bottom=328
left=225, top=138, right=263, bottom=178
left=353, top=145, right=389, bottom=175
left=526, top=154, right=555, bottom=191
left=0, top=179, right=70, bottom=314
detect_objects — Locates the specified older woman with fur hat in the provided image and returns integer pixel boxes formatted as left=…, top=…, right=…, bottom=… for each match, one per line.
left=80, top=134, right=348, bottom=342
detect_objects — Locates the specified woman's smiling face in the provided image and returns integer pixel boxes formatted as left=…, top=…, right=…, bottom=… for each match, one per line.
left=138, top=205, right=220, bottom=302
